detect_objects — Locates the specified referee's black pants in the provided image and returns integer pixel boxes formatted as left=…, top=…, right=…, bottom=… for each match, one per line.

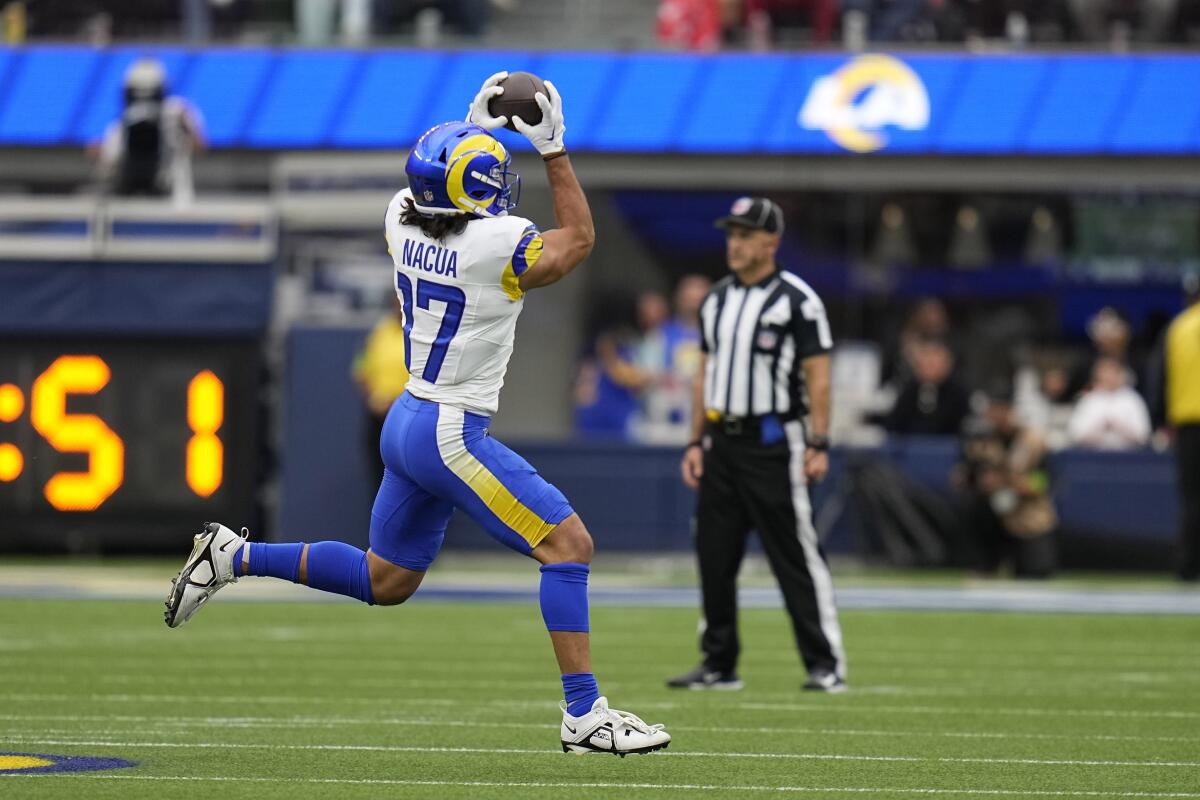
left=1177, top=425, right=1200, bottom=581
left=695, top=421, right=846, bottom=677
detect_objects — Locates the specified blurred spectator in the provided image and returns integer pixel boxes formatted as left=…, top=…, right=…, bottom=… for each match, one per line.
left=870, top=202, right=918, bottom=268
left=657, top=0, right=722, bottom=50
left=1066, top=307, right=1139, bottom=400
left=352, top=297, right=409, bottom=481
left=373, top=0, right=494, bottom=42
left=745, top=0, right=836, bottom=45
left=94, top=58, right=206, bottom=205
left=600, top=290, right=670, bottom=394
left=1066, top=356, right=1152, bottom=450
left=883, top=297, right=951, bottom=384
left=1165, top=275, right=1200, bottom=581
left=573, top=292, right=666, bottom=440
left=947, top=204, right=991, bottom=269
left=1023, top=206, right=1064, bottom=267
left=3, top=1, right=27, bottom=42
left=1068, top=0, right=1178, bottom=44
left=841, top=0, right=927, bottom=44
left=634, top=275, right=712, bottom=443
left=883, top=337, right=971, bottom=436
left=957, top=385, right=1057, bottom=577
left=1014, top=362, right=1072, bottom=450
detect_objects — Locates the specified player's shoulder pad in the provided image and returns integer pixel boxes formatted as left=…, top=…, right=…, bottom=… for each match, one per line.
left=386, top=189, right=410, bottom=223
left=478, top=213, right=539, bottom=257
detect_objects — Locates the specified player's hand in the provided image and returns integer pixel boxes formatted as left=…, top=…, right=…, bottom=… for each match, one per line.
left=681, top=444, right=704, bottom=490
left=804, top=449, right=828, bottom=484
left=466, top=71, right=509, bottom=130
left=512, top=80, right=566, bottom=157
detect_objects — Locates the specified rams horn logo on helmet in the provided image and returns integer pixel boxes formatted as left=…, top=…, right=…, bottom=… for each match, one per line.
left=798, top=55, right=930, bottom=154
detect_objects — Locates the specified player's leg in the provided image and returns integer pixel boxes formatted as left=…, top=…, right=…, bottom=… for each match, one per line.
left=422, top=402, right=669, bottom=755
left=530, top=513, right=595, bottom=703
left=165, top=395, right=447, bottom=626
left=666, top=432, right=751, bottom=689
left=740, top=421, right=846, bottom=689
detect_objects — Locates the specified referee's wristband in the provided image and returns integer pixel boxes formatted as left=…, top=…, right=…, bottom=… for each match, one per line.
left=807, top=435, right=830, bottom=452
left=685, top=440, right=702, bottom=451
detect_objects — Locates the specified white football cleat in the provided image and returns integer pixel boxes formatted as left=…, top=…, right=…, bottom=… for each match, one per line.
left=560, top=697, right=671, bottom=757
left=164, top=522, right=248, bottom=628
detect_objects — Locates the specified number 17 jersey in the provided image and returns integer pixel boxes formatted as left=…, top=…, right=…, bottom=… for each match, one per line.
left=384, top=189, right=544, bottom=417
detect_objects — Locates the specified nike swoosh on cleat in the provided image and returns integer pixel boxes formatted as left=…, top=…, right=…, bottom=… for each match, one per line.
left=564, top=723, right=577, bottom=735
left=219, top=539, right=236, bottom=552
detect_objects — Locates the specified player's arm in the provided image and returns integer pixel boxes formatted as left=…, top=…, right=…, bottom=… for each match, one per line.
left=519, top=155, right=594, bottom=291
left=496, top=81, right=593, bottom=291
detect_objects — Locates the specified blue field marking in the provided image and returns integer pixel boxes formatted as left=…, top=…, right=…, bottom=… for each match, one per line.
left=0, top=752, right=136, bottom=774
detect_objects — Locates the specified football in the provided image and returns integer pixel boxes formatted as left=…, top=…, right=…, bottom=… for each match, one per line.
left=488, top=71, right=547, bottom=132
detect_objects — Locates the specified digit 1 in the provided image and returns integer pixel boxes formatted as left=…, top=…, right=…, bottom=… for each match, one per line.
left=30, top=355, right=125, bottom=511
left=186, top=370, right=224, bottom=498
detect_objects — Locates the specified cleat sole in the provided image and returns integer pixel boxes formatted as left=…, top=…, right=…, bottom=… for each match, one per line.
left=560, top=740, right=671, bottom=757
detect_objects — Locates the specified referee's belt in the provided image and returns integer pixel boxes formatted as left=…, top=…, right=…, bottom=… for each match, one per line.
left=705, top=409, right=793, bottom=437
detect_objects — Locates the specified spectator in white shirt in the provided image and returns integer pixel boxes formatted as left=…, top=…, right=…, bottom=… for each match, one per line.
left=1067, top=356, right=1152, bottom=450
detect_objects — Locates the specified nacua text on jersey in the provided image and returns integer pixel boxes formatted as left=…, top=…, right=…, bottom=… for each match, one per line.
left=400, top=239, right=459, bottom=278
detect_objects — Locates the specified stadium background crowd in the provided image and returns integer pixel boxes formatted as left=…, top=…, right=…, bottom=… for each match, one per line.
left=1, top=0, right=1197, bottom=582
left=11, top=0, right=1200, bottom=47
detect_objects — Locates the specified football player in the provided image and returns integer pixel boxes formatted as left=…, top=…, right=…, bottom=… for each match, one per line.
left=164, top=73, right=671, bottom=757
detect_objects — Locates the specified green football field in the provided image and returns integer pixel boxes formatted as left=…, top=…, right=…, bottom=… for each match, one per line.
left=1, top=596, right=1199, bottom=799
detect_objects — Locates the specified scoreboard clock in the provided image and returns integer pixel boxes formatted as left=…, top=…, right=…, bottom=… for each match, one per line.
left=0, top=339, right=261, bottom=551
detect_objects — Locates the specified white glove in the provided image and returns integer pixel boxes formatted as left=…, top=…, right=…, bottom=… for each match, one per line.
left=466, top=71, right=509, bottom=131
left=512, top=80, right=566, bottom=158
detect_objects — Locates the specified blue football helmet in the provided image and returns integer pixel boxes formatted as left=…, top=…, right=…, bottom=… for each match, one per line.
left=405, top=122, right=520, bottom=218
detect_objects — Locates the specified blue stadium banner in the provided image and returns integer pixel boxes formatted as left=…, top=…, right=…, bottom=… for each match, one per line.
left=0, top=46, right=1197, bottom=154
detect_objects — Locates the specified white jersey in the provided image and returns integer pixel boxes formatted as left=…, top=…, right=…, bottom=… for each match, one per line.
left=384, top=189, right=543, bottom=416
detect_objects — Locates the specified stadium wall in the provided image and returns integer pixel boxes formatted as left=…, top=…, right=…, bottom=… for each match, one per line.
left=1, top=46, right=1198, bottom=155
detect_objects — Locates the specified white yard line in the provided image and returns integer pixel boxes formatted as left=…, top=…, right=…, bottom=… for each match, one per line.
left=4, top=713, right=1199, bottom=744
left=2, top=773, right=1200, bottom=797
left=4, top=692, right=1197, bottom=721
left=737, top=702, right=1200, bottom=720
left=3, top=737, right=1199, bottom=769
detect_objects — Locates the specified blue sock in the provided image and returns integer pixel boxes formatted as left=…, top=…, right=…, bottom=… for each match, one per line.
left=244, top=542, right=304, bottom=582
left=232, top=544, right=245, bottom=577
left=539, top=562, right=590, bottom=632
left=306, top=541, right=375, bottom=605
left=562, top=672, right=600, bottom=718
left=240, top=541, right=375, bottom=605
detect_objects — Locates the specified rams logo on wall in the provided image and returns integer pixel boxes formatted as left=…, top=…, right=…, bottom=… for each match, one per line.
left=0, top=752, right=136, bottom=774
left=798, top=54, right=930, bottom=153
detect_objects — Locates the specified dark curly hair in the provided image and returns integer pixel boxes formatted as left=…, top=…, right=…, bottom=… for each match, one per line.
left=399, top=196, right=473, bottom=242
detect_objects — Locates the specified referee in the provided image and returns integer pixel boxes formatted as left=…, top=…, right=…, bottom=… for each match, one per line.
left=666, top=197, right=846, bottom=693
left=1166, top=275, right=1200, bottom=582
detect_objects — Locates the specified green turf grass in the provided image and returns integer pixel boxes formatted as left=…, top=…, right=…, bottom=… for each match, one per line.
left=1, top=598, right=1198, bottom=799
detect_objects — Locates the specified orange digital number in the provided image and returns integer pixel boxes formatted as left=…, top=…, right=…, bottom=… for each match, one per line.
left=30, top=355, right=125, bottom=511
left=187, top=370, right=224, bottom=498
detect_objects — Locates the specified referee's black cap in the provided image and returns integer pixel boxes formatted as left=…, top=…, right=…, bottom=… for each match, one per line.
left=715, top=196, right=785, bottom=235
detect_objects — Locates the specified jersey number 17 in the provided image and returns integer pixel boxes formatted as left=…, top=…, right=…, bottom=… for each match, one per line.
left=396, top=272, right=466, bottom=383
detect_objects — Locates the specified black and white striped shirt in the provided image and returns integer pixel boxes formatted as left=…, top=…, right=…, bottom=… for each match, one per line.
left=699, top=269, right=832, bottom=418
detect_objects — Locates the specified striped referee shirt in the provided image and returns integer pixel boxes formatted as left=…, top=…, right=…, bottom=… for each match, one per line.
left=699, top=268, right=832, bottom=418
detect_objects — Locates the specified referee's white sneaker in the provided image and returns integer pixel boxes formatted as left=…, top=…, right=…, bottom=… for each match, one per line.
left=164, top=522, right=248, bottom=628
left=560, top=697, right=671, bottom=757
